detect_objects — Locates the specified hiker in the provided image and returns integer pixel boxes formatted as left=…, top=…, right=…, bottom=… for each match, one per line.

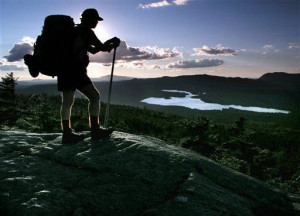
left=59, top=8, right=120, bottom=144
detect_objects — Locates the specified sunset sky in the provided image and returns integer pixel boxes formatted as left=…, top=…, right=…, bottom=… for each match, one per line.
left=1, top=0, right=299, bottom=80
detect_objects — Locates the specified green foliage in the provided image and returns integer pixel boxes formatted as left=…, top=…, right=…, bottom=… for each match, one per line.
left=14, top=94, right=61, bottom=132
left=0, top=72, right=18, bottom=100
left=234, top=116, right=247, bottom=133
left=0, top=72, right=18, bottom=127
left=1, top=93, right=299, bottom=194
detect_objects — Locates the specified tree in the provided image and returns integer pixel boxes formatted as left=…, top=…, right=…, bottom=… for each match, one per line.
left=0, top=72, right=18, bottom=127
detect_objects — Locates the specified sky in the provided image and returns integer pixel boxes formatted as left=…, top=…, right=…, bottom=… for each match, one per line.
left=0, top=0, right=299, bottom=80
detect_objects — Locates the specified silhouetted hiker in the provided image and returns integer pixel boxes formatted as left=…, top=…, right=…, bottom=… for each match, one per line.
left=59, top=8, right=120, bottom=144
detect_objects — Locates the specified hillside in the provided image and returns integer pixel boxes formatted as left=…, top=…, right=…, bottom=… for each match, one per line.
left=0, top=131, right=298, bottom=215
left=16, top=72, right=300, bottom=116
left=17, top=75, right=134, bottom=87
left=258, top=72, right=300, bottom=87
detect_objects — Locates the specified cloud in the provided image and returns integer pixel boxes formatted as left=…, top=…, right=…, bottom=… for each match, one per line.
left=117, top=58, right=224, bottom=71
left=3, top=37, right=34, bottom=62
left=288, top=43, right=300, bottom=49
left=3, top=38, right=181, bottom=69
left=173, top=0, right=189, bottom=5
left=166, top=59, right=224, bottom=69
left=263, top=44, right=274, bottom=49
left=144, top=59, right=224, bottom=70
left=118, top=62, right=148, bottom=69
left=193, top=45, right=237, bottom=56
left=139, top=0, right=171, bottom=9
left=132, top=62, right=146, bottom=68
left=89, top=40, right=182, bottom=63
left=0, top=64, right=26, bottom=71
left=261, top=44, right=281, bottom=55
left=139, top=0, right=189, bottom=9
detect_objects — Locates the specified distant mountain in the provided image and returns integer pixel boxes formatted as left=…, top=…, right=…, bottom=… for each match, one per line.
left=17, top=79, right=56, bottom=86
left=91, top=75, right=135, bottom=82
left=17, top=75, right=135, bottom=87
left=16, top=72, right=300, bottom=112
left=258, top=72, right=300, bottom=81
left=257, top=72, right=300, bottom=89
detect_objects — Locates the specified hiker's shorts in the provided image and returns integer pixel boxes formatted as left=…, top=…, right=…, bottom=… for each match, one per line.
left=57, top=69, right=92, bottom=91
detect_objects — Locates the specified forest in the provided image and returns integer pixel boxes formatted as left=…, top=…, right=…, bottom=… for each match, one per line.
left=1, top=72, right=299, bottom=194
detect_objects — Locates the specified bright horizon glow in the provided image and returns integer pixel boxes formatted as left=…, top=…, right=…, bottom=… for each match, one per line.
left=94, top=25, right=111, bottom=42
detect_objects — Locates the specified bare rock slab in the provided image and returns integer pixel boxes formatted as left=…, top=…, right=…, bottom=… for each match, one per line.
left=0, top=131, right=298, bottom=215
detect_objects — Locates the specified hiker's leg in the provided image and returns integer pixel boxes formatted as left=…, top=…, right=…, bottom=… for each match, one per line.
left=78, top=83, right=113, bottom=140
left=60, top=90, right=84, bottom=144
left=78, top=83, right=100, bottom=125
left=61, top=90, right=75, bottom=130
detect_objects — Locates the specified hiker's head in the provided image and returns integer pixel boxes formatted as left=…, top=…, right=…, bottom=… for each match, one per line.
left=81, top=8, right=103, bottom=28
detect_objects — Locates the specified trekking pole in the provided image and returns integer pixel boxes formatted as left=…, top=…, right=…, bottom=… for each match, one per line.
left=104, top=47, right=117, bottom=128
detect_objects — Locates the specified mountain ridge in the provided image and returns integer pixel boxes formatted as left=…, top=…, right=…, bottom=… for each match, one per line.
left=17, top=75, right=135, bottom=86
left=258, top=72, right=300, bottom=80
left=15, top=71, right=300, bottom=114
left=16, top=72, right=300, bottom=86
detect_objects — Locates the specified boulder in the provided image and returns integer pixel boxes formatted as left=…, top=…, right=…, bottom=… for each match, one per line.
left=0, top=131, right=298, bottom=215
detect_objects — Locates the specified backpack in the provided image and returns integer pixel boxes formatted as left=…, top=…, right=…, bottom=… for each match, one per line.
left=24, top=15, right=76, bottom=78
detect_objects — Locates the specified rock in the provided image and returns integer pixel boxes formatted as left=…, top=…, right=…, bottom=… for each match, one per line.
left=0, top=131, right=298, bottom=216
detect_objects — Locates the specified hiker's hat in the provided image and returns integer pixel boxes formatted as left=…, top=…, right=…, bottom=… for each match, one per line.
left=81, top=8, right=103, bottom=21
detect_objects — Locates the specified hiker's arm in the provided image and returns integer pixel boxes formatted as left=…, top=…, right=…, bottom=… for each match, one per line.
left=89, top=37, right=120, bottom=53
left=88, top=43, right=111, bottom=54
left=86, top=29, right=112, bottom=53
left=88, top=31, right=119, bottom=53
left=88, top=38, right=116, bottom=54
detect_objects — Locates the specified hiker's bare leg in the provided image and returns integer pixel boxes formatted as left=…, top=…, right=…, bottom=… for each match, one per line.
left=60, top=90, right=84, bottom=144
left=78, top=83, right=112, bottom=139
left=78, top=83, right=100, bottom=123
left=61, top=90, right=75, bottom=121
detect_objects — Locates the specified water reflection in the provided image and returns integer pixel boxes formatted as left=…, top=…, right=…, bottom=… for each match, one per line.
left=141, top=90, right=290, bottom=114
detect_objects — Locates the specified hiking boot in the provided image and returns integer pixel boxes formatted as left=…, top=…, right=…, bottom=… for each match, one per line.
left=24, top=54, right=39, bottom=78
left=62, top=129, right=85, bottom=144
left=91, top=127, right=114, bottom=140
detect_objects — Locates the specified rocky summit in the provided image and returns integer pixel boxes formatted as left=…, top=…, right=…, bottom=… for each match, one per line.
left=0, top=131, right=298, bottom=216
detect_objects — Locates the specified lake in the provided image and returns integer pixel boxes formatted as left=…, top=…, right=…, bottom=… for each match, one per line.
left=141, top=90, right=290, bottom=114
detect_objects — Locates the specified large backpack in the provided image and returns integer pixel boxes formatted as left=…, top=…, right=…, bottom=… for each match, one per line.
left=24, top=15, right=76, bottom=78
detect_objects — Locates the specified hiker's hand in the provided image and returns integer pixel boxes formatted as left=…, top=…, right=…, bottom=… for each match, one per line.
left=107, top=37, right=120, bottom=44
left=103, top=41, right=114, bottom=52
left=106, top=37, right=120, bottom=48
left=111, top=37, right=120, bottom=48
left=104, top=37, right=120, bottom=52
left=88, top=46, right=98, bottom=54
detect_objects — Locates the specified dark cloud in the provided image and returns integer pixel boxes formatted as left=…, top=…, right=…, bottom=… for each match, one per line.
left=132, top=62, right=145, bottom=69
left=89, top=40, right=181, bottom=63
left=4, top=38, right=181, bottom=68
left=4, top=43, right=33, bottom=62
left=166, top=59, right=224, bottom=69
left=118, top=59, right=224, bottom=70
left=193, top=45, right=237, bottom=56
